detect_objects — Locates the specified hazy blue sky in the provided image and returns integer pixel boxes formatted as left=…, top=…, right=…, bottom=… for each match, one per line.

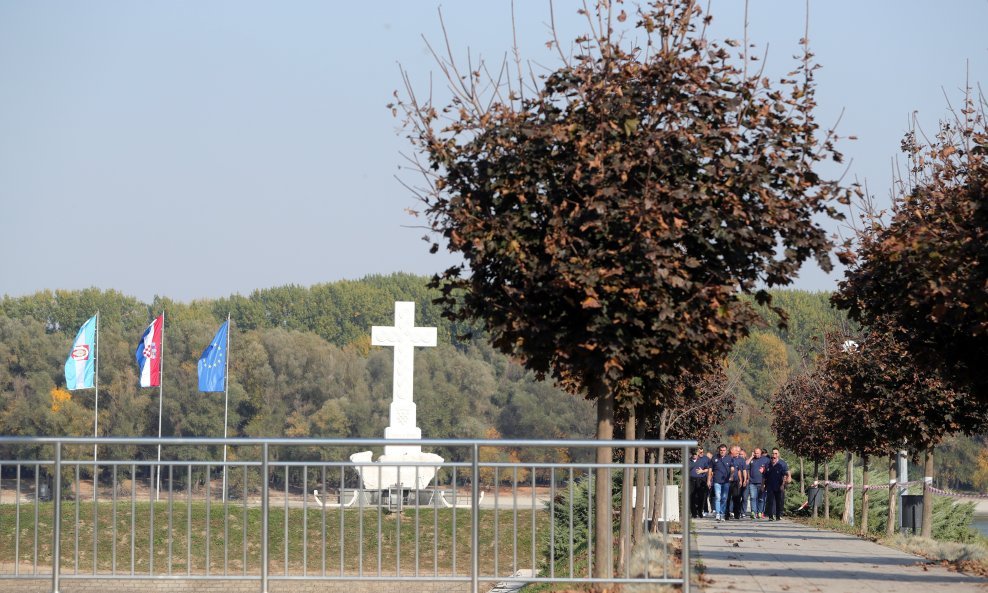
left=1, top=1, right=985, bottom=303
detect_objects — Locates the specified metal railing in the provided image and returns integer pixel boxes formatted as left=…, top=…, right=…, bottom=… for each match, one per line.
left=0, top=437, right=694, bottom=593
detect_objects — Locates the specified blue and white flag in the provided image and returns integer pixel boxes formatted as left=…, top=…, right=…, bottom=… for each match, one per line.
left=197, top=321, right=228, bottom=392
left=65, top=315, right=97, bottom=390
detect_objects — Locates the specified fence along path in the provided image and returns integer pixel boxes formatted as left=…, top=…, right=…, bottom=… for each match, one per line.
left=0, top=436, right=694, bottom=593
left=695, top=517, right=988, bottom=593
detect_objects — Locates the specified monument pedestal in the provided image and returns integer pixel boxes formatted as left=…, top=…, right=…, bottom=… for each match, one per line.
left=350, top=449, right=443, bottom=491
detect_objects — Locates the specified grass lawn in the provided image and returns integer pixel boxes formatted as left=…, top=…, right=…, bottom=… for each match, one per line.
left=0, top=501, right=550, bottom=577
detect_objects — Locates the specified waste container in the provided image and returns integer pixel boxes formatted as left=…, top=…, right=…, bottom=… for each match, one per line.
left=38, top=481, right=51, bottom=502
left=807, top=486, right=821, bottom=513
left=901, top=494, right=923, bottom=533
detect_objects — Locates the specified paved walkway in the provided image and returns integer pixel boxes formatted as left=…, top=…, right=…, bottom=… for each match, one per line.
left=695, top=517, right=988, bottom=593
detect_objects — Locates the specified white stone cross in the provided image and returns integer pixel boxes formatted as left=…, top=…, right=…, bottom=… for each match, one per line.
left=372, top=302, right=436, bottom=453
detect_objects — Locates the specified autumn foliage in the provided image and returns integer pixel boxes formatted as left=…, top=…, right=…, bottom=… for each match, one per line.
left=834, top=95, right=988, bottom=400
left=397, top=0, right=852, bottom=574
left=398, top=0, right=851, bottom=406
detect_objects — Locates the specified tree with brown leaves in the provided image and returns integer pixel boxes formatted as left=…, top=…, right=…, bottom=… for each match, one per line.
left=834, top=93, right=988, bottom=403
left=817, top=326, right=986, bottom=536
left=396, top=0, right=851, bottom=575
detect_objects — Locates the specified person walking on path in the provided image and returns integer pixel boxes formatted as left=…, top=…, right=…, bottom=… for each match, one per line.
left=726, top=445, right=747, bottom=520
left=708, top=444, right=731, bottom=521
left=748, top=447, right=769, bottom=518
left=740, top=448, right=751, bottom=516
left=688, top=447, right=710, bottom=518
left=764, top=447, right=791, bottom=520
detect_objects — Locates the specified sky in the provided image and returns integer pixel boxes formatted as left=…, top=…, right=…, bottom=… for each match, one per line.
left=1, top=1, right=986, bottom=303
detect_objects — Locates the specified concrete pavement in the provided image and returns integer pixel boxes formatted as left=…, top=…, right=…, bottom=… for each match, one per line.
left=694, top=517, right=988, bottom=593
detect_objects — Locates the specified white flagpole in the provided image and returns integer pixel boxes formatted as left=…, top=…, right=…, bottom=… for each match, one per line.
left=156, top=311, right=165, bottom=502
left=93, top=310, right=100, bottom=464
left=222, top=313, right=231, bottom=503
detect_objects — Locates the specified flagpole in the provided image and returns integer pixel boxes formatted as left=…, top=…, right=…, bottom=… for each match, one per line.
left=222, top=313, right=231, bottom=503
left=156, top=311, right=165, bottom=502
left=93, top=310, right=100, bottom=464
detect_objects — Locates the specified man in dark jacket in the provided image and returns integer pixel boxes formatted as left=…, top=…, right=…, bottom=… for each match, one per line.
left=708, top=444, right=731, bottom=521
left=688, top=447, right=710, bottom=518
left=726, top=445, right=747, bottom=520
left=764, top=448, right=792, bottom=520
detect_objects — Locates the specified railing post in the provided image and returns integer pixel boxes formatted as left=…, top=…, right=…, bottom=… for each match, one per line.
left=261, top=442, right=269, bottom=593
left=52, top=442, right=62, bottom=593
left=681, top=444, right=690, bottom=593
left=471, top=442, right=480, bottom=593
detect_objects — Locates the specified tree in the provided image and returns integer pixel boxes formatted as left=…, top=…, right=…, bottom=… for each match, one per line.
left=395, top=0, right=850, bottom=575
left=817, top=325, right=986, bottom=536
left=773, top=366, right=840, bottom=467
left=834, top=94, right=987, bottom=401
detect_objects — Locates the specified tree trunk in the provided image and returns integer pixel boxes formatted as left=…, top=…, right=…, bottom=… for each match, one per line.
left=921, top=448, right=934, bottom=539
left=799, top=457, right=805, bottom=493
left=650, top=411, right=669, bottom=533
left=842, top=452, right=854, bottom=525
left=812, top=461, right=820, bottom=519
left=886, top=453, right=898, bottom=537
left=860, top=454, right=870, bottom=535
left=824, top=459, right=830, bottom=520
left=618, top=407, right=635, bottom=575
left=634, top=446, right=646, bottom=544
left=594, top=383, right=615, bottom=579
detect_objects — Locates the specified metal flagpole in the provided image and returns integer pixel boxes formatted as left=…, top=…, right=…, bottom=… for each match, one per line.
left=222, top=313, right=231, bottom=503
left=156, top=311, right=165, bottom=501
left=93, top=310, right=100, bottom=464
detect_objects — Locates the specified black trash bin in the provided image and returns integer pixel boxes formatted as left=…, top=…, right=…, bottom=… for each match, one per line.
left=807, top=486, right=821, bottom=513
left=901, top=494, right=924, bottom=534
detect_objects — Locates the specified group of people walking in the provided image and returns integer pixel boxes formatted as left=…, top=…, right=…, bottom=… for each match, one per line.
left=688, top=444, right=792, bottom=521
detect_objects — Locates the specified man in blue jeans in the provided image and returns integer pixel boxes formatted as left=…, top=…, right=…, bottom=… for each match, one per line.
left=708, top=444, right=732, bottom=521
left=747, top=447, right=769, bottom=518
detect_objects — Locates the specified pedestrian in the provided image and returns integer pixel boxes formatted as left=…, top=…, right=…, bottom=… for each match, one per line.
left=688, top=446, right=710, bottom=519
left=764, top=448, right=792, bottom=521
left=708, top=444, right=731, bottom=521
left=747, top=447, right=769, bottom=519
left=705, top=451, right=715, bottom=515
left=726, top=445, right=747, bottom=520
left=740, top=447, right=750, bottom=516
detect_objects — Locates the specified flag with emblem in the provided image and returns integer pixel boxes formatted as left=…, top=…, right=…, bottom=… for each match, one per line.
left=198, top=320, right=229, bottom=392
left=136, top=314, right=164, bottom=388
left=65, top=315, right=97, bottom=390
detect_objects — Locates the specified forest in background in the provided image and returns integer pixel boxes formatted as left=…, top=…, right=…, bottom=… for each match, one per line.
left=0, top=273, right=983, bottom=489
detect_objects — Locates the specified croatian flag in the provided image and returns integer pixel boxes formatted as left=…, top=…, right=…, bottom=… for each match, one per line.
left=64, top=315, right=97, bottom=390
left=135, top=314, right=164, bottom=388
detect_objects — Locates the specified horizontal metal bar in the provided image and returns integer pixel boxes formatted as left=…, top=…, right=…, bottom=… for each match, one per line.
left=479, top=461, right=684, bottom=470
left=0, top=574, right=683, bottom=585
left=0, top=436, right=696, bottom=448
left=0, top=575, right=258, bottom=581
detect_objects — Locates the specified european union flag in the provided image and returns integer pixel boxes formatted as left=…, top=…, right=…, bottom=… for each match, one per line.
left=198, top=321, right=229, bottom=392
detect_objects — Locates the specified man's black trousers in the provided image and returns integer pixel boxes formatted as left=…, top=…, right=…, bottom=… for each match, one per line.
left=766, top=487, right=785, bottom=519
left=689, top=478, right=708, bottom=517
